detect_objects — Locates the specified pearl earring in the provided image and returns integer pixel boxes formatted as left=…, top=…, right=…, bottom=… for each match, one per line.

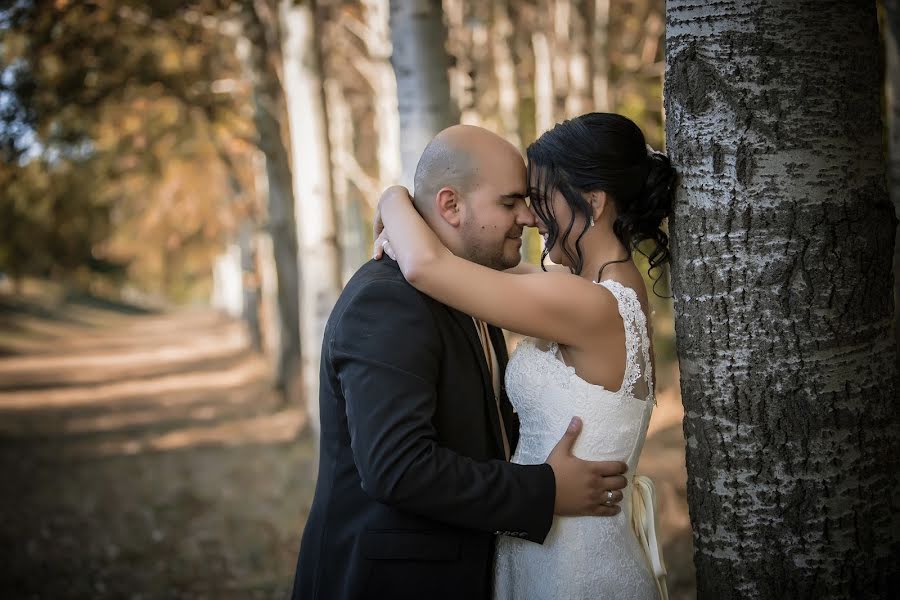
left=589, top=216, right=595, bottom=227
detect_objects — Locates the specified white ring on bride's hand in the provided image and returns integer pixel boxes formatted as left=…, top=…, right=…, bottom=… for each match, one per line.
left=606, top=491, right=615, bottom=502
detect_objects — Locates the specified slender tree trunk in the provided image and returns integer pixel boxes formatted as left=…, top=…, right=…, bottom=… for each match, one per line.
left=258, top=134, right=304, bottom=400
left=253, top=159, right=282, bottom=362
left=389, top=0, right=457, bottom=188
left=886, top=0, right=900, bottom=359
left=361, top=0, right=401, bottom=192
left=666, top=2, right=899, bottom=598
left=550, top=0, right=571, bottom=122
left=492, top=0, right=521, bottom=148
left=566, top=0, right=592, bottom=117
left=590, top=0, right=610, bottom=111
left=212, top=243, right=243, bottom=317
left=238, top=220, right=262, bottom=351
left=467, top=3, right=496, bottom=130
left=324, top=77, right=366, bottom=283
left=280, top=0, right=342, bottom=437
left=236, top=1, right=304, bottom=405
left=532, top=31, right=554, bottom=134
left=443, top=0, right=475, bottom=125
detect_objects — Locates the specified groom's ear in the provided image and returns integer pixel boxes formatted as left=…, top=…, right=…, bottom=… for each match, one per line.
left=436, top=187, right=462, bottom=227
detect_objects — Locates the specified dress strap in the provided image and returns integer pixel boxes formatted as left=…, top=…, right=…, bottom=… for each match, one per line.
left=593, top=279, right=654, bottom=400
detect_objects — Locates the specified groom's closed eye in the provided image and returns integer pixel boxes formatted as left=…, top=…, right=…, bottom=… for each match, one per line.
left=501, top=192, right=527, bottom=208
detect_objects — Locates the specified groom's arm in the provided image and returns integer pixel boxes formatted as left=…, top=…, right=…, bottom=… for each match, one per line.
left=332, top=278, right=556, bottom=543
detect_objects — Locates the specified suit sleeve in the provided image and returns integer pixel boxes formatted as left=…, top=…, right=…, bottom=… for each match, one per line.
left=332, top=279, right=556, bottom=543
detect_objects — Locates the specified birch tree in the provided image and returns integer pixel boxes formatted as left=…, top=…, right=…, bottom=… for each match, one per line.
left=389, top=0, right=457, bottom=187
left=280, top=0, right=342, bottom=434
left=235, top=0, right=303, bottom=402
left=665, top=2, right=899, bottom=597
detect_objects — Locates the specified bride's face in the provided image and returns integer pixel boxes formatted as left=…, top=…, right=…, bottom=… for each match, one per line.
left=530, top=187, right=591, bottom=269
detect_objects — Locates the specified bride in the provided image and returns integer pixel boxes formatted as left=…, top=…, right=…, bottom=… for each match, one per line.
left=375, top=112, right=674, bottom=600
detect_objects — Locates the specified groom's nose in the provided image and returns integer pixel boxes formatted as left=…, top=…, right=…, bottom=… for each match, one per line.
left=516, top=203, right=536, bottom=227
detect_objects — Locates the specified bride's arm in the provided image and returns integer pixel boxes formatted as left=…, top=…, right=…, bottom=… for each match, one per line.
left=380, top=189, right=614, bottom=347
left=504, top=262, right=569, bottom=275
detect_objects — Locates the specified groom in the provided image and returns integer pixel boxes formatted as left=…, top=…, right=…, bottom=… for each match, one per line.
left=291, top=125, right=628, bottom=600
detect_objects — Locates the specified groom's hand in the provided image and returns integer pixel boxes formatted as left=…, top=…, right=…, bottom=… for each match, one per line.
left=545, top=417, right=628, bottom=517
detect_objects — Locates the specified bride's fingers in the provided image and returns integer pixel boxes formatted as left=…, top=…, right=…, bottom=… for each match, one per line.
left=373, top=234, right=389, bottom=260
left=590, top=488, right=623, bottom=505
left=382, top=240, right=397, bottom=260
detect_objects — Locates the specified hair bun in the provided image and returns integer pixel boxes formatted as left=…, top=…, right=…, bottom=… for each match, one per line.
left=614, top=151, right=676, bottom=272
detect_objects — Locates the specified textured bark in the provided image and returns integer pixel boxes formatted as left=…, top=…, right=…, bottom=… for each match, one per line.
left=280, top=0, right=342, bottom=435
left=238, top=220, right=263, bottom=352
left=887, top=0, right=900, bottom=359
left=532, top=30, right=554, bottom=133
left=665, top=2, right=899, bottom=598
left=389, top=0, right=457, bottom=187
left=238, top=0, right=304, bottom=403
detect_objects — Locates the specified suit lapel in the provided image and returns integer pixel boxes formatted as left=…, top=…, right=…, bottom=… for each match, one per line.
left=488, top=324, right=519, bottom=452
left=446, top=307, right=508, bottom=460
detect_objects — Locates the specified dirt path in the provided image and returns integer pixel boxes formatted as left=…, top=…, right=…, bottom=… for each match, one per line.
left=0, top=293, right=695, bottom=599
left=0, top=295, right=314, bottom=599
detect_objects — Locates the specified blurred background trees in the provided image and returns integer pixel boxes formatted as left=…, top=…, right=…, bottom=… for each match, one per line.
left=0, top=0, right=671, bottom=403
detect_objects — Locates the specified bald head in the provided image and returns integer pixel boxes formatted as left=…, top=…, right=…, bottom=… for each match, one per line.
left=413, top=125, right=522, bottom=215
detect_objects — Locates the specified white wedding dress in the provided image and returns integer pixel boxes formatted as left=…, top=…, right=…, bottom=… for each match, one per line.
left=493, top=279, right=667, bottom=600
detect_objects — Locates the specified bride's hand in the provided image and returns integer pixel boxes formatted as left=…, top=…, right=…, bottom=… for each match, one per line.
left=373, top=185, right=411, bottom=261
left=373, top=185, right=413, bottom=240
left=373, top=230, right=397, bottom=261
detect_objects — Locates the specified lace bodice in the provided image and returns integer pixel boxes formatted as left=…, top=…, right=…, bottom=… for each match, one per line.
left=493, top=279, right=664, bottom=600
left=503, top=279, right=655, bottom=468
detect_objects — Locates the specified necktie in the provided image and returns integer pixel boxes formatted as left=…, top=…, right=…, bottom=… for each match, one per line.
left=474, top=318, right=511, bottom=461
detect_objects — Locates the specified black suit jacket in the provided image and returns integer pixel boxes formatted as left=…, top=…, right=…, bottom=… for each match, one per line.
left=291, top=258, right=556, bottom=600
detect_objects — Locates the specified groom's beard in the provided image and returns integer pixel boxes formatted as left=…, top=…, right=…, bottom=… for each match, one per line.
left=459, top=223, right=523, bottom=271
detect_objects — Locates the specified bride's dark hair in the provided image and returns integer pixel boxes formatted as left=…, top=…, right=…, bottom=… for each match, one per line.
left=526, top=112, right=676, bottom=291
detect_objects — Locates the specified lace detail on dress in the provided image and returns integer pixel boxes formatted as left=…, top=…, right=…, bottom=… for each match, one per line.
left=592, top=279, right=655, bottom=404
left=492, top=279, right=662, bottom=600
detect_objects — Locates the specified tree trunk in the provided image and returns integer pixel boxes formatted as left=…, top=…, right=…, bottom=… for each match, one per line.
left=590, top=0, right=610, bottom=111
left=565, top=0, right=592, bottom=117
left=532, top=30, right=554, bottom=134
left=238, top=219, right=263, bottom=352
left=551, top=0, right=571, bottom=122
left=665, top=2, right=899, bottom=597
left=492, top=0, right=521, bottom=148
left=886, top=0, right=900, bottom=360
left=237, top=0, right=304, bottom=405
left=212, top=243, right=243, bottom=317
left=280, top=0, right=342, bottom=437
left=361, top=0, right=402, bottom=193
left=389, top=0, right=457, bottom=187
left=324, top=76, right=367, bottom=283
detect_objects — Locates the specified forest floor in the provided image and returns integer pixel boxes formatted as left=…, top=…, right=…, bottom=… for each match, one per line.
left=0, top=283, right=695, bottom=599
